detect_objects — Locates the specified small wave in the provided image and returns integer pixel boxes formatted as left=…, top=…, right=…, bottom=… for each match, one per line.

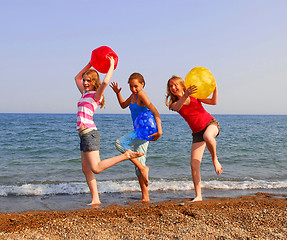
left=0, top=182, right=90, bottom=197
left=0, top=178, right=287, bottom=197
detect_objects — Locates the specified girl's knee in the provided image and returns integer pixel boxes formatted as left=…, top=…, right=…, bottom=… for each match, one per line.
left=204, top=125, right=218, bottom=140
left=204, top=136, right=213, bottom=143
left=203, top=133, right=216, bottom=143
left=191, top=159, right=201, bottom=170
left=92, top=168, right=101, bottom=174
left=82, top=165, right=92, bottom=176
left=82, top=162, right=100, bottom=175
left=83, top=165, right=101, bottom=174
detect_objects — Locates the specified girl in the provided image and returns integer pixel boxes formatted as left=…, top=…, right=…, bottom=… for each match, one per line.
left=75, top=58, right=144, bottom=205
left=166, top=75, right=223, bottom=202
left=110, top=73, right=163, bottom=202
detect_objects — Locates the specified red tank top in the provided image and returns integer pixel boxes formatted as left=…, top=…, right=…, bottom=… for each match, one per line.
left=178, top=96, right=213, bottom=133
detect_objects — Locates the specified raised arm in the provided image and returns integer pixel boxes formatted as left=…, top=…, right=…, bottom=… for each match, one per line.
left=75, top=62, right=92, bottom=94
left=199, top=84, right=218, bottom=105
left=110, top=81, right=132, bottom=109
left=94, top=57, right=115, bottom=102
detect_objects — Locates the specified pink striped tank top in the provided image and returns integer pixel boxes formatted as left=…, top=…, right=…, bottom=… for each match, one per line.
left=77, top=91, right=102, bottom=130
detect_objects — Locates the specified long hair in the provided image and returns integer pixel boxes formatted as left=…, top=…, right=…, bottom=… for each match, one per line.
left=83, top=69, right=105, bottom=108
left=165, top=75, right=186, bottom=110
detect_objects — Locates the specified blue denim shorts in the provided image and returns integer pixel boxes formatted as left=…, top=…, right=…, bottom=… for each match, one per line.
left=79, top=129, right=100, bottom=152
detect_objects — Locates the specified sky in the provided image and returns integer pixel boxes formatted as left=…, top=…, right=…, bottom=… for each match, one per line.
left=1, top=0, right=286, bottom=115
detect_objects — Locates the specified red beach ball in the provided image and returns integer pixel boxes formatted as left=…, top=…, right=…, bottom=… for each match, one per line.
left=90, top=46, right=118, bottom=73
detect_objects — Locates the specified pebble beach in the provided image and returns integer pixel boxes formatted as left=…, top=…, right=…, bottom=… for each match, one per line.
left=1, top=192, right=286, bottom=239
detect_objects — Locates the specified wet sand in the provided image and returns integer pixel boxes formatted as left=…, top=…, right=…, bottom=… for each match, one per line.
left=0, top=192, right=286, bottom=239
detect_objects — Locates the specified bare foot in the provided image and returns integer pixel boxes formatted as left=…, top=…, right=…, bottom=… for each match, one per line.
left=191, top=196, right=202, bottom=202
left=213, top=157, right=223, bottom=175
left=141, top=166, right=149, bottom=186
left=139, top=198, right=150, bottom=203
left=125, top=149, right=145, bottom=159
left=88, top=201, right=101, bottom=206
left=90, top=203, right=101, bottom=209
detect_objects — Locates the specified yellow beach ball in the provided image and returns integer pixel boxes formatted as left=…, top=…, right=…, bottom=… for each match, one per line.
left=185, top=67, right=216, bottom=99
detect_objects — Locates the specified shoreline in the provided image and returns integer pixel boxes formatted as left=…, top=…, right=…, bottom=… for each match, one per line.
left=0, top=188, right=287, bottom=212
left=1, top=188, right=286, bottom=213
left=1, top=192, right=286, bottom=239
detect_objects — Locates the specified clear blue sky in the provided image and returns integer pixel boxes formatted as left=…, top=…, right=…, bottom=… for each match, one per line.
left=1, top=0, right=286, bottom=115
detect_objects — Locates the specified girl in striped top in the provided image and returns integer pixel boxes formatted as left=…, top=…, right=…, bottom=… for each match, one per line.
left=75, top=57, right=145, bottom=205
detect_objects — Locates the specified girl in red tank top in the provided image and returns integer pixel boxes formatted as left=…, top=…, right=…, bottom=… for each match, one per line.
left=166, top=75, right=223, bottom=202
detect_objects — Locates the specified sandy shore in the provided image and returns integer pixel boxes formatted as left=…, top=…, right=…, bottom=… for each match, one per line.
left=0, top=192, right=286, bottom=239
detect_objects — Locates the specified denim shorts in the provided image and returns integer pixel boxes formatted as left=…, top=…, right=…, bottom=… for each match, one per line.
left=79, top=129, right=100, bottom=152
left=192, top=119, right=220, bottom=143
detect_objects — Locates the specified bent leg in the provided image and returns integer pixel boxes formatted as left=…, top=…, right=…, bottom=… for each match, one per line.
left=81, top=150, right=144, bottom=205
left=134, top=141, right=149, bottom=187
left=133, top=159, right=149, bottom=186
left=83, top=149, right=144, bottom=174
left=203, top=125, right=223, bottom=175
left=190, top=142, right=206, bottom=202
left=115, top=132, right=150, bottom=186
left=138, top=174, right=150, bottom=202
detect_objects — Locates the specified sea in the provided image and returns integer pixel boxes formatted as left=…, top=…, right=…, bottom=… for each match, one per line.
left=0, top=113, right=286, bottom=212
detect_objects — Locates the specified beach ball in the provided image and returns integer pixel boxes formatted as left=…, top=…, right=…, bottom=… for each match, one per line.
left=90, top=46, right=118, bottom=73
left=185, top=67, right=216, bottom=99
left=134, top=110, right=158, bottom=141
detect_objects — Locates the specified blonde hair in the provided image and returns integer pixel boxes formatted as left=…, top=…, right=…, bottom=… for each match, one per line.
left=83, top=69, right=105, bottom=108
left=165, top=75, right=186, bottom=110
